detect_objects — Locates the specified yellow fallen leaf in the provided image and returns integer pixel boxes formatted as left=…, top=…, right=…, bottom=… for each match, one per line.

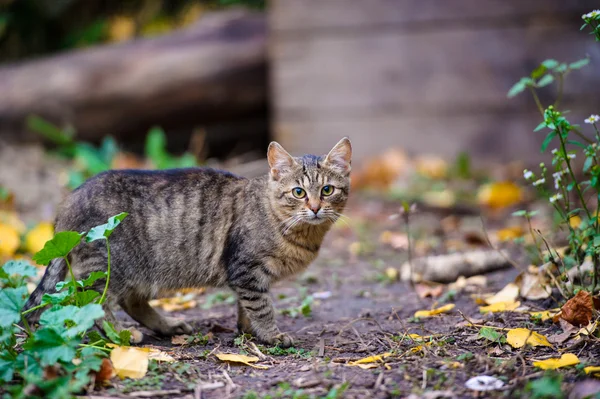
left=24, top=222, right=54, bottom=255
left=496, top=226, right=524, bottom=242
left=415, top=155, right=448, bottom=179
left=477, top=181, right=522, bottom=209
left=410, top=345, right=424, bottom=353
left=422, top=190, right=456, bottom=208
left=414, top=304, right=455, bottom=318
left=479, top=301, right=521, bottom=313
left=569, top=215, right=582, bottom=229
left=485, top=283, right=519, bottom=304
left=385, top=267, right=399, bottom=281
left=529, top=309, right=560, bottom=322
left=215, top=353, right=269, bottom=369
left=584, top=366, right=600, bottom=376
left=446, top=361, right=463, bottom=369
left=108, top=16, right=136, bottom=42
left=407, top=334, right=431, bottom=342
left=348, top=352, right=392, bottom=366
left=533, top=353, right=579, bottom=370
left=506, top=328, right=552, bottom=349
left=149, top=293, right=197, bottom=312
left=0, top=211, right=26, bottom=233
left=110, top=346, right=149, bottom=379
left=0, top=223, right=20, bottom=257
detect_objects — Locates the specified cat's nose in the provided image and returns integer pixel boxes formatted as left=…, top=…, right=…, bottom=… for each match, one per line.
left=309, top=205, right=321, bottom=215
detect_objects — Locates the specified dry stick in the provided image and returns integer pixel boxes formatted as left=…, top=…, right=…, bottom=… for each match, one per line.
left=479, top=215, right=524, bottom=272
left=456, top=310, right=510, bottom=331
left=536, top=231, right=572, bottom=298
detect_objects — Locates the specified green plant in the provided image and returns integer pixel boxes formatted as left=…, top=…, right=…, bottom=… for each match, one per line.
left=509, top=10, right=600, bottom=296
left=525, top=372, right=565, bottom=399
left=582, top=10, right=600, bottom=41
left=0, top=213, right=129, bottom=398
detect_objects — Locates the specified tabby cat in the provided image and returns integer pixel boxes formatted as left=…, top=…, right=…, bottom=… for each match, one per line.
left=24, top=138, right=352, bottom=347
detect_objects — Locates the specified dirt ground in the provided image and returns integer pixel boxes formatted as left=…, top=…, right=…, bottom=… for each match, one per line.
left=82, top=195, right=595, bottom=399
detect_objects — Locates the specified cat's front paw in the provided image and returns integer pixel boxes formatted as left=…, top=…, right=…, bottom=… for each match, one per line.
left=263, top=332, right=294, bottom=348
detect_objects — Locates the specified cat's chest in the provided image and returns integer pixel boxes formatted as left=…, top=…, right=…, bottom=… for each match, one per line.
left=267, top=240, right=320, bottom=281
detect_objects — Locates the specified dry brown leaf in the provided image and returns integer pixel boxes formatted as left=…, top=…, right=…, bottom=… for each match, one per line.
left=515, top=269, right=551, bottom=300
left=415, top=282, right=444, bottom=299
left=463, top=232, right=487, bottom=247
left=171, top=335, right=191, bottom=345
left=95, top=358, right=116, bottom=383
left=449, top=275, right=487, bottom=292
left=548, top=318, right=579, bottom=345
left=479, top=301, right=521, bottom=313
left=561, top=290, right=594, bottom=327
left=351, top=149, right=407, bottom=190
left=415, top=155, right=448, bottom=179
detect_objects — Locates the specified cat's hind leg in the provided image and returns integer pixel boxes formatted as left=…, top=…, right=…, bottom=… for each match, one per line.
left=95, top=298, right=144, bottom=344
left=120, top=295, right=193, bottom=336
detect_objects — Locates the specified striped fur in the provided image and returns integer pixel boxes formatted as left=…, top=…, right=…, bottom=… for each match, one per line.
left=24, top=138, right=351, bottom=346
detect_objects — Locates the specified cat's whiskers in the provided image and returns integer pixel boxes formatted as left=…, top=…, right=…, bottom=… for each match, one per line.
left=281, top=215, right=303, bottom=235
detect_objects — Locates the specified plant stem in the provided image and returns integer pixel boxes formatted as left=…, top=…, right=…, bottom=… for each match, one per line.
left=79, top=343, right=111, bottom=352
left=20, top=313, right=32, bottom=336
left=64, top=256, right=78, bottom=302
left=21, top=302, right=48, bottom=316
left=558, top=127, right=592, bottom=220
left=99, top=239, right=111, bottom=304
left=554, top=74, right=564, bottom=108
left=529, top=87, right=545, bottom=116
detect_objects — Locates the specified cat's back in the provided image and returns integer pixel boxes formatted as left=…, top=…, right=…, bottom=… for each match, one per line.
left=56, top=167, right=247, bottom=232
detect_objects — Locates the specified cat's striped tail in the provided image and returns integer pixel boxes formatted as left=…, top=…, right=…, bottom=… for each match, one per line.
left=22, top=258, right=67, bottom=322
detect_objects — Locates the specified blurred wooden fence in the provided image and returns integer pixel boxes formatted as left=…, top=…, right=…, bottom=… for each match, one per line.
left=270, top=0, right=600, bottom=163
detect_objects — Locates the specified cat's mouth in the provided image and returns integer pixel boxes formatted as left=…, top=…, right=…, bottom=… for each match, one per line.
left=303, top=213, right=328, bottom=225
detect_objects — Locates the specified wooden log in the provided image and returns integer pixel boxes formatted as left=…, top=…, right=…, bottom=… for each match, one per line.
left=0, top=10, right=267, bottom=144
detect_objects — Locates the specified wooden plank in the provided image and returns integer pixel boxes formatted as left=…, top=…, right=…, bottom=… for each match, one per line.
left=271, top=0, right=594, bottom=32
left=272, top=25, right=600, bottom=114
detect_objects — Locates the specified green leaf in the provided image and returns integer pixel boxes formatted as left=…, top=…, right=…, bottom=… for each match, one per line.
left=0, top=350, right=16, bottom=382
left=32, top=231, right=83, bottom=266
left=42, top=289, right=72, bottom=306
left=85, top=212, right=128, bottom=242
left=80, top=271, right=107, bottom=287
left=24, top=327, right=79, bottom=366
left=534, top=122, right=546, bottom=132
left=145, top=126, right=169, bottom=169
left=102, top=320, right=121, bottom=344
left=569, top=58, right=590, bottom=70
left=2, top=260, right=37, bottom=277
left=531, top=64, right=547, bottom=79
left=541, top=59, right=559, bottom=69
left=567, top=140, right=586, bottom=149
left=0, top=286, right=28, bottom=328
left=584, top=157, right=594, bottom=172
left=537, top=74, right=554, bottom=87
left=40, top=304, right=104, bottom=338
left=478, top=327, right=505, bottom=343
left=74, top=143, right=111, bottom=175
left=85, top=330, right=106, bottom=346
left=507, top=77, right=533, bottom=98
left=512, top=210, right=527, bottom=217
left=541, top=131, right=557, bottom=152
left=74, top=290, right=100, bottom=306
left=119, top=329, right=131, bottom=346
left=26, top=115, right=74, bottom=148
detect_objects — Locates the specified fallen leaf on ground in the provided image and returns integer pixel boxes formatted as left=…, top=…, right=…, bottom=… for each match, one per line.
left=0, top=223, right=20, bottom=257
left=479, top=301, right=521, bottom=313
left=407, top=334, right=432, bottom=342
left=385, top=267, right=399, bottom=281
left=584, top=366, right=600, bottom=376
left=465, top=375, right=504, bottom=391
left=415, top=282, right=444, bottom=299
left=477, top=181, right=523, bottom=209
left=110, top=346, right=149, bottom=379
left=148, top=348, right=175, bottom=362
left=449, top=275, right=487, bottom=292
left=532, top=353, right=579, bottom=370
left=95, top=358, right=116, bottom=383
left=529, top=309, right=560, bottom=322
left=24, top=222, right=54, bottom=255
left=485, top=283, right=519, bottom=305
left=569, top=215, right=582, bottom=229
left=414, top=304, right=455, bottom=318
left=171, top=335, right=191, bottom=345
left=561, top=290, right=594, bottom=327
left=515, top=269, right=551, bottom=300
left=0, top=211, right=26, bottom=233
left=575, top=320, right=598, bottom=339
left=422, top=190, right=456, bottom=208
left=506, top=328, right=552, bottom=348
left=496, top=226, right=524, bottom=242
left=149, top=293, right=197, bottom=312
left=548, top=318, right=580, bottom=345
left=415, top=155, right=448, bottom=179
left=379, top=231, right=408, bottom=250
left=215, top=353, right=269, bottom=369
left=348, top=352, right=391, bottom=369
left=351, top=149, right=407, bottom=190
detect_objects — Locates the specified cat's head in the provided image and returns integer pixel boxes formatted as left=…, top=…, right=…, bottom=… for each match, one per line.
left=267, top=137, right=352, bottom=227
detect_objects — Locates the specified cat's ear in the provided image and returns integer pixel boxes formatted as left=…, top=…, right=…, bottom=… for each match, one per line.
left=324, top=137, right=352, bottom=175
left=268, top=141, right=297, bottom=180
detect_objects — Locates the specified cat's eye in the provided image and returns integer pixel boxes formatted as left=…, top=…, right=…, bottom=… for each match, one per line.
left=321, top=185, right=334, bottom=196
left=292, top=187, right=306, bottom=199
